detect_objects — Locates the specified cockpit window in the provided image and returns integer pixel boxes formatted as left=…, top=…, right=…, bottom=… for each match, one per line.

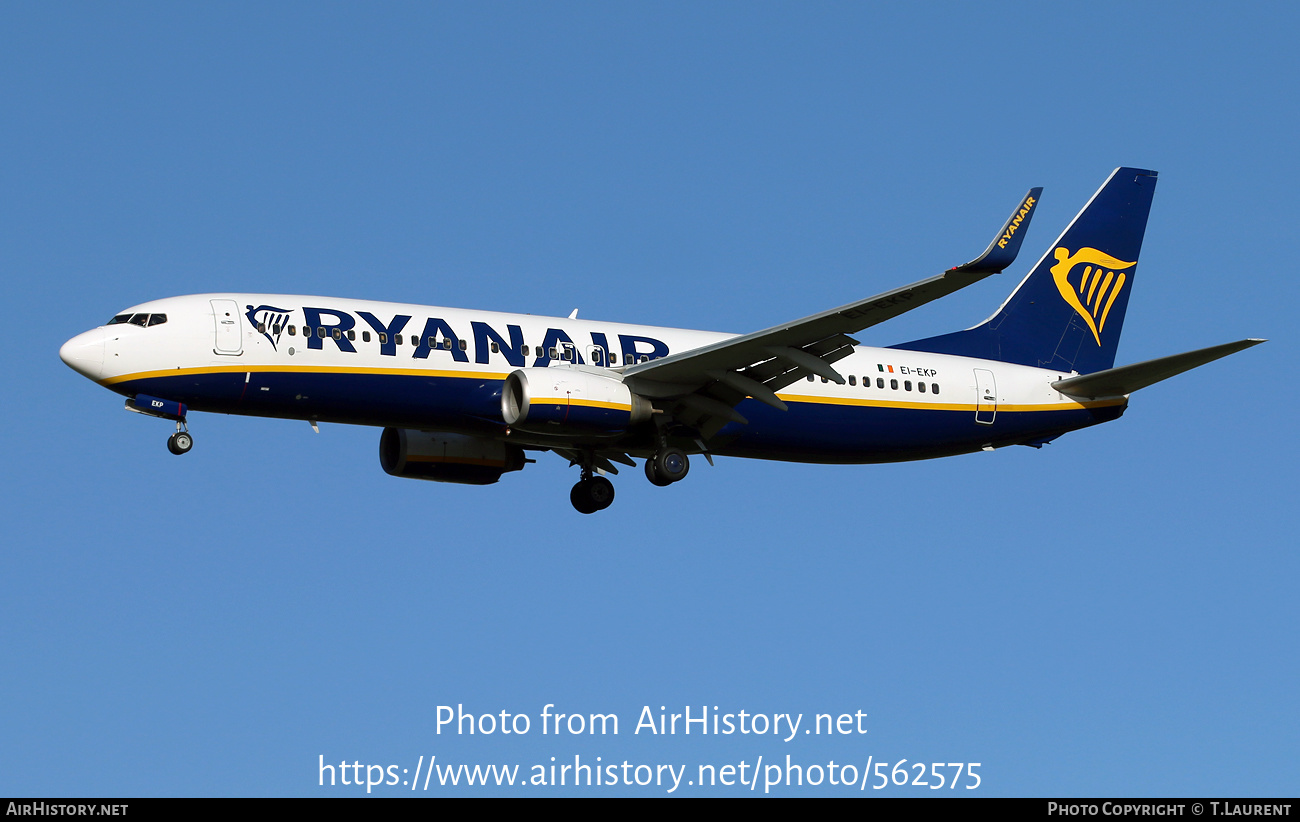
left=107, top=313, right=167, bottom=327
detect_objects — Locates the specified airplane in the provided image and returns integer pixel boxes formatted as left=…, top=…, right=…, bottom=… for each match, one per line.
left=60, top=167, right=1263, bottom=513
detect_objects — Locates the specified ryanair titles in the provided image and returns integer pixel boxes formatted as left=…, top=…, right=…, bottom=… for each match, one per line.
left=996, top=195, right=1037, bottom=249
left=246, top=304, right=670, bottom=368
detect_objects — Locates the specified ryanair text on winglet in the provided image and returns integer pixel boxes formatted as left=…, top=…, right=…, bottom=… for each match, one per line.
left=997, top=195, right=1037, bottom=248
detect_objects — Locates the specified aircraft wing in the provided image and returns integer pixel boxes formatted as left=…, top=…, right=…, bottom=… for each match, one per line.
left=621, top=187, right=1042, bottom=436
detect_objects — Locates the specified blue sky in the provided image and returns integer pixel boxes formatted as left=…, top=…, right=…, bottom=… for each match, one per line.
left=3, top=3, right=1296, bottom=796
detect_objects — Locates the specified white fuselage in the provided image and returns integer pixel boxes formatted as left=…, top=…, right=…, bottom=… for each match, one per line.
left=61, top=293, right=1124, bottom=464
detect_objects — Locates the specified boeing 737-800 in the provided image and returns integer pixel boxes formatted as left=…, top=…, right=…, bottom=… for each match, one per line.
left=60, top=168, right=1262, bottom=512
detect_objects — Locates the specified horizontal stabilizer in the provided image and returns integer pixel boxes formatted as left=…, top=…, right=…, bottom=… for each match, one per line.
left=1052, top=339, right=1266, bottom=399
left=950, top=187, right=1043, bottom=274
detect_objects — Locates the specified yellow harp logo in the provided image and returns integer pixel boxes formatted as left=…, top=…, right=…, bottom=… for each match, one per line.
left=1050, top=247, right=1136, bottom=346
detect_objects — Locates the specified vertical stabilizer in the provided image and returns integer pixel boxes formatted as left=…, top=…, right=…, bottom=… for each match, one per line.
left=893, top=167, right=1157, bottom=374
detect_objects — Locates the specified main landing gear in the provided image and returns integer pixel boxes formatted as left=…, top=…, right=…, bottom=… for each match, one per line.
left=571, top=469, right=615, bottom=514
left=645, top=447, right=689, bottom=487
left=567, top=446, right=691, bottom=514
left=166, top=421, right=193, bottom=455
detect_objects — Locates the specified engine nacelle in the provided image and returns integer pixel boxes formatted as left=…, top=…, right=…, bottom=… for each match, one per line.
left=379, top=428, right=526, bottom=485
left=501, top=368, right=653, bottom=435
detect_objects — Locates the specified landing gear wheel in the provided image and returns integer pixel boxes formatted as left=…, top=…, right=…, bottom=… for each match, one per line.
left=645, top=457, right=673, bottom=487
left=649, top=447, right=689, bottom=485
left=570, top=476, right=616, bottom=514
left=167, top=431, right=193, bottom=455
left=587, top=476, right=614, bottom=510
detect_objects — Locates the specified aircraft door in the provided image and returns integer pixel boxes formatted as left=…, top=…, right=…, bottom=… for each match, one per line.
left=974, top=368, right=996, bottom=425
left=211, top=299, right=243, bottom=355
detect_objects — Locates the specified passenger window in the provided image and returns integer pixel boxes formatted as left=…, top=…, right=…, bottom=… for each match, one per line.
left=347, top=330, right=355, bottom=341
left=443, top=339, right=452, bottom=350
left=332, top=328, right=342, bottom=340
left=890, top=379, right=898, bottom=390
left=918, top=382, right=926, bottom=393
left=362, top=331, right=371, bottom=342
left=258, top=323, right=266, bottom=333
left=932, top=383, right=939, bottom=394
left=639, top=355, right=649, bottom=364
left=820, top=377, right=827, bottom=384
left=378, top=333, right=387, bottom=344
left=317, top=327, right=326, bottom=338
left=521, top=345, right=530, bottom=356
left=807, top=375, right=814, bottom=382
left=610, top=353, right=618, bottom=364
left=288, top=326, right=296, bottom=336
left=904, top=380, right=912, bottom=391
left=396, top=334, right=403, bottom=346
left=549, top=347, right=558, bottom=358
left=848, top=375, right=856, bottom=386
left=459, top=339, right=468, bottom=351
left=491, top=342, right=500, bottom=353
left=428, top=336, right=436, bottom=347
left=876, top=377, right=884, bottom=389
left=272, top=324, right=281, bottom=335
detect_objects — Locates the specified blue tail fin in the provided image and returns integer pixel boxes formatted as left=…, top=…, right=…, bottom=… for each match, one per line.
left=893, top=167, right=1158, bottom=374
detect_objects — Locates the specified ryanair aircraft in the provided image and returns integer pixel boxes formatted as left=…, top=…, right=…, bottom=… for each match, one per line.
left=60, top=168, right=1262, bottom=513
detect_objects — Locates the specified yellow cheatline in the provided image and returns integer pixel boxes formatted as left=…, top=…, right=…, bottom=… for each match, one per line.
left=777, top=393, right=1123, bottom=413
left=102, top=364, right=510, bottom=386
left=104, top=366, right=1125, bottom=414
left=532, top=398, right=631, bottom=411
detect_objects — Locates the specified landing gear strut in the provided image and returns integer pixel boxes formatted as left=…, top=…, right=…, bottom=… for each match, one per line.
left=167, top=421, right=193, bottom=455
left=645, top=447, right=689, bottom=486
left=570, top=462, right=615, bottom=514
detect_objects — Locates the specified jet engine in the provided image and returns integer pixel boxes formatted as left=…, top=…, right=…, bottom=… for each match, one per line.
left=501, top=368, right=653, bottom=435
left=379, top=428, right=526, bottom=485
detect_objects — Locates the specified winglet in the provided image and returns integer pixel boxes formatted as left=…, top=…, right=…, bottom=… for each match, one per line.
left=949, top=187, right=1043, bottom=274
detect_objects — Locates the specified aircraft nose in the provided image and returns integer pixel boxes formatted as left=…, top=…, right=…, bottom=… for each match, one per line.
left=60, top=328, right=106, bottom=380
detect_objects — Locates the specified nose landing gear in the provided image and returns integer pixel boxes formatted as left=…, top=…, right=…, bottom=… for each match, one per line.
left=166, top=422, right=193, bottom=455
left=125, top=394, right=193, bottom=456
